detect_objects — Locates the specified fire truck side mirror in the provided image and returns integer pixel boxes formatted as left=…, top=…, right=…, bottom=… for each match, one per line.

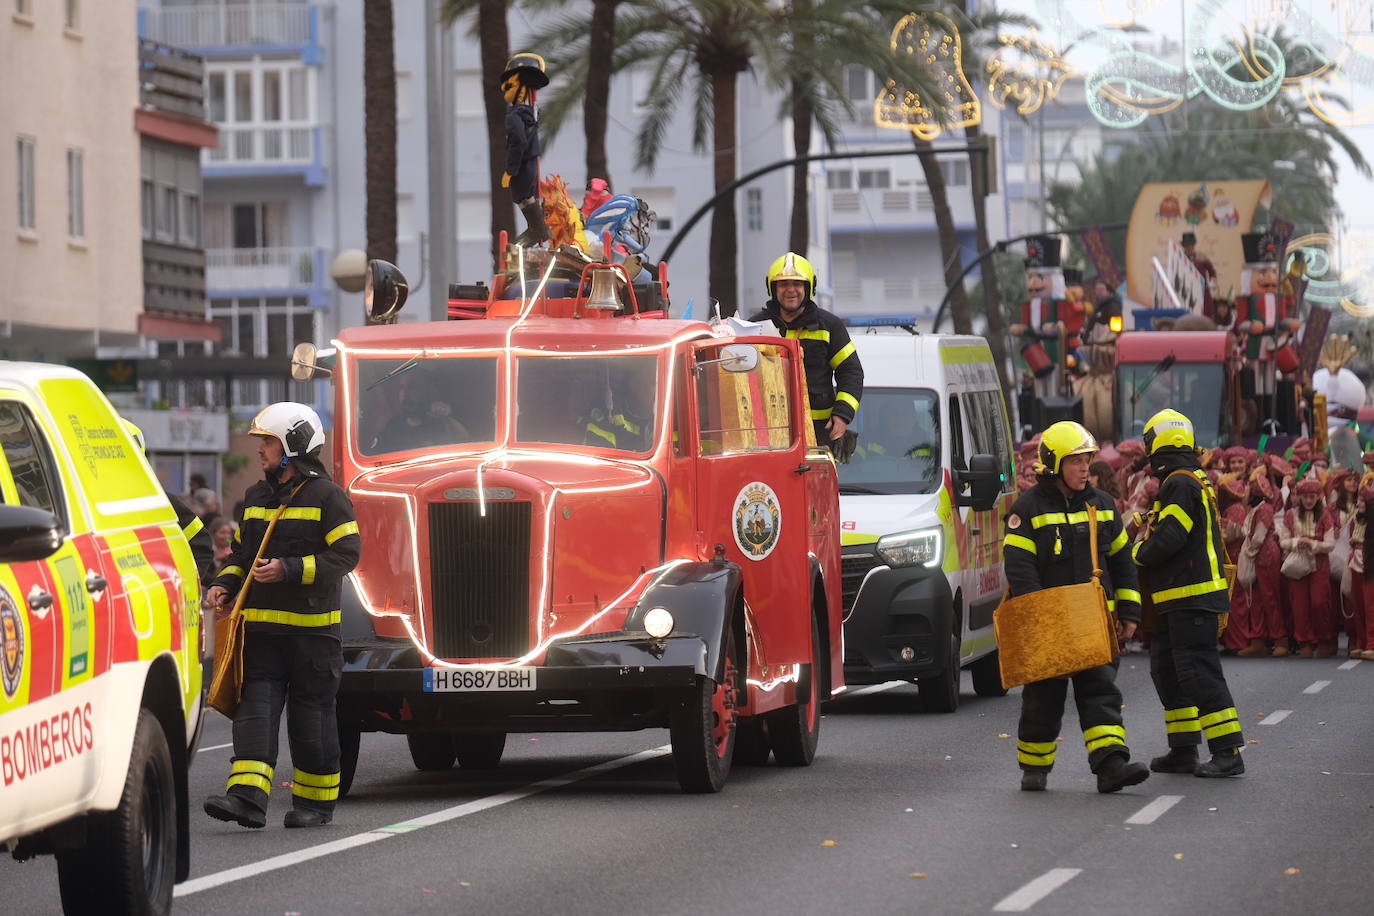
left=720, top=344, right=760, bottom=373
left=291, top=342, right=335, bottom=381
left=956, top=453, right=1002, bottom=511
left=365, top=259, right=409, bottom=325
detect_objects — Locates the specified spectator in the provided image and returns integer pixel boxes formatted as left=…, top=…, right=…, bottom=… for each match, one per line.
left=1088, top=459, right=1122, bottom=506
left=207, top=515, right=235, bottom=570
left=194, top=487, right=221, bottom=529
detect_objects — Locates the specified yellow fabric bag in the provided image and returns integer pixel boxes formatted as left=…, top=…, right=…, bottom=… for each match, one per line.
left=995, top=504, right=1118, bottom=689
left=207, top=482, right=306, bottom=718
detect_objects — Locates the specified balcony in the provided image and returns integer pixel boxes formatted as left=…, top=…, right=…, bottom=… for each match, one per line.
left=206, top=246, right=323, bottom=296
left=138, top=3, right=322, bottom=63
left=203, top=124, right=324, bottom=184
left=828, top=186, right=974, bottom=232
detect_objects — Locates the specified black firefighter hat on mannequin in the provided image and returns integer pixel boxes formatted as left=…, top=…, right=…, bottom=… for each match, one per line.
left=1241, top=231, right=1281, bottom=266
left=1024, top=235, right=1063, bottom=269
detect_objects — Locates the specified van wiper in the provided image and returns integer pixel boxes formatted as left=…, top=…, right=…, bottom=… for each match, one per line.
left=366, top=352, right=424, bottom=391
left=839, top=484, right=884, bottom=495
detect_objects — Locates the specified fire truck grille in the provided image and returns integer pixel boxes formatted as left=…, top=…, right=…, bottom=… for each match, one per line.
left=841, top=552, right=880, bottom=613
left=429, top=501, right=532, bottom=659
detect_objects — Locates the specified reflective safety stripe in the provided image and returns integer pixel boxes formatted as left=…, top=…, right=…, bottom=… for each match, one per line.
left=1115, top=588, right=1141, bottom=604
left=1108, top=529, right=1128, bottom=556
left=1158, top=504, right=1194, bottom=532
left=292, top=783, right=340, bottom=802
left=810, top=407, right=833, bottom=420
left=1166, top=719, right=1201, bottom=734
left=1031, top=509, right=1117, bottom=528
left=218, top=564, right=246, bottom=581
left=183, top=516, right=204, bottom=540
left=1106, top=599, right=1116, bottom=612
left=1164, top=706, right=1200, bottom=722
left=1017, top=739, right=1057, bottom=767
left=1031, top=512, right=1066, bottom=528
left=1004, top=534, right=1037, bottom=555
left=584, top=423, right=617, bottom=447
left=611, top=414, right=641, bottom=435
left=834, top=391, right=860, bottom=413
left=1200, top=707, right=1241, bottom=739
left=325, top=521, right=359, bottom=545
left=1205, top=721, right=1243, bottom=740
left=1152, top=577, right=1230, bottom=603
left=231, top=759, right=274, bottom=778
left=785, top=329, right=831, bottom=343
left=234, top=527, right=242, bottom=542
left=243, top=506, right=322, bottom=522
left=1083, top=723, right=1127, bottom=752
left=241, top=608, right=342, bottom=627
left=829, top=341, right=857, bottom=368
left=1165, top=705, right=1201, bottom=733
left=292, top=768, right=341, bottom=801
left=301, top=555, right=316, bottom=586
left=228, top=773, right=272, bottom=793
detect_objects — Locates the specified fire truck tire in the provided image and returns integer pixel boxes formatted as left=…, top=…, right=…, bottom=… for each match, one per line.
left=917, top=634, right=961, bottom=713
left=407, top=734, right=458, bottom=771
left=733, top=717, right=771, bottom=766
left=670, top=629, right=738, bottom=793
left=768, top=615, right=822, bottom=767
left=455, top=733, right=506, bottom=769
left=337, top=719, right=361, bottom=798
left=970, top=649, right=1007, bottom=697
left=57, top=709, right=176, bottom=916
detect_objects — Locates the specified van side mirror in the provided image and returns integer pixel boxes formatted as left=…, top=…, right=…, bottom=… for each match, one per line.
left=0, top=504, right=64, bottom=562
left=955, top=453, right=1003, bottom=511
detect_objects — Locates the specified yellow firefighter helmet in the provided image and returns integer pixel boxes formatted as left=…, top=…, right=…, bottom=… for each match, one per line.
left=1036, top=421, right=1099, bottom=475
left=766, top=252, right=817, bottom=300
left=1143, top=408, right=1195, bottom=454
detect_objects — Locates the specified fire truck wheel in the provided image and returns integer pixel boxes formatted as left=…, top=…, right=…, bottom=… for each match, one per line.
left=337, top=718, right=361, bottom=798
left=455, top=733, right=506, bottom=769
left=57, top=709, right=176, bottom=915
left=670, top=628, right=738, bottom=793
left=407, top=733, right=458, bottom=771
left=970, top=649, right=1008, bottom=698
left=768, top=615, right=822, bottom=767
left=733, top=717, right=771, bottom=766
left=917, top=634, right=962, bottom=713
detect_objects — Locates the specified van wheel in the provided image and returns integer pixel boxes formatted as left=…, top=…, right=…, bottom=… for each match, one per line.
left=57, top=709, right=176, bottom=915
left=971, top=649, right=1008, bottom=697
left=768, top=616, right=822, bottom=766
left=408, top=734, right=458, bottom=771
left=455, top=733, right=506, bottom=769
left=337, top=711, right=361, bottom=798
left=670, top=629, right=738, bottom=792
left=917, top=634, right=961, bottom=713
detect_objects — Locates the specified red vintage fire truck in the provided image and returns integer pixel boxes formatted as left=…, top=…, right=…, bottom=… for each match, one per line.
left=293, top=244, right=844, bottom=793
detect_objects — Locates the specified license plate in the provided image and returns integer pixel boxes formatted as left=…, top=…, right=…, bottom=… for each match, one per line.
left=422, top=667, right=537, bottom=692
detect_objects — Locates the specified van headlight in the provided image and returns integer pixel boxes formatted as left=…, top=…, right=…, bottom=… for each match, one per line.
left=876, top=526, right=943, bottom=569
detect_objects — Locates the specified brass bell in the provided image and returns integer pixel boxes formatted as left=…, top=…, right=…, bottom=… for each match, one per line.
left=585, top=266, right=622, bottom=311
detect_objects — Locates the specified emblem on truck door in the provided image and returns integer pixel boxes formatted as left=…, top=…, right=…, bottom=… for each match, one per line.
left=733, top=482, right=782, bottom=560
left=1, top=587, right=23, bottom=699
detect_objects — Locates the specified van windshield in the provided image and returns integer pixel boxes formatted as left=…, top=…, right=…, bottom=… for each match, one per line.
left=838, top=388, right=941, bottom=495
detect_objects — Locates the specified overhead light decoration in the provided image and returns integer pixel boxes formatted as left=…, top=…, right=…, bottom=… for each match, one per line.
left=1097, top=0, right=1166, bottom=29
left=1285, top=232, right=1374, bottom=317
left=985, top=30, right=1076, bottom=116
left=873, top=10, right=981, bottom=140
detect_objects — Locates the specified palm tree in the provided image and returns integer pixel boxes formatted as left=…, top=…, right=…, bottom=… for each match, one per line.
left=441, top=0, right=515, bottom=262
left=364, top=0, right=397, bottom=264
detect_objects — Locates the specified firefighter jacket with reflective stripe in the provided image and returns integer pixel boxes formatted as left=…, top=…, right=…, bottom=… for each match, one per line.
left=749, top=299, right=864, bottom=424
left=168, top=489, right=214, bottom=585
left=1132, top=451, right=1229, bottom=613
left=1002, top=478, right=1142, bottom=622
left=211, top=464, right=361, bottom=638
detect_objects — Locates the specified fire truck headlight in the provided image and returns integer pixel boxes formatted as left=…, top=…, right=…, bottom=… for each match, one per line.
left=643, top=607, right=675, bottom=639
left=876, top=526, right=943, bottom=569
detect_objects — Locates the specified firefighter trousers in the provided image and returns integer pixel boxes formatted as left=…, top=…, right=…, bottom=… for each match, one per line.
left=1149, top=608, right=1243, bottom=753
left=1017, top=662, right=1130, bottom=774
left=226, top=631, right=343, bottom=815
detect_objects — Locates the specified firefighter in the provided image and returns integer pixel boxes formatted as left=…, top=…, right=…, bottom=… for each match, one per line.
left=1133, top=408, right=1246, bottom=778
left=750, top=252, right=864, bottom=449
left=203, top=402, right=361, bottom=828
left=1002, top=421, right=1150, bottom=793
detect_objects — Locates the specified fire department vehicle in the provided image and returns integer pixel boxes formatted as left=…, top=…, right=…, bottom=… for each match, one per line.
left=292, top=243, right=845, bottom=793
left=0, top=363, right=204, bottom=914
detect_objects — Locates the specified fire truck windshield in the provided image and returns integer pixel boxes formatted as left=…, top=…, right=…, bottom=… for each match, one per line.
left=836, top=388, right=941, bottom=495
left=516, top=353, right=658, bottom=453
left=355, top=356, right=498, bottom=455
left=1117, top=361, right=1224, bottom=446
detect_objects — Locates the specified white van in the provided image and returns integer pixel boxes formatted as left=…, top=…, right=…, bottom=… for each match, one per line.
left=838, top=328, right=1014, bottom=711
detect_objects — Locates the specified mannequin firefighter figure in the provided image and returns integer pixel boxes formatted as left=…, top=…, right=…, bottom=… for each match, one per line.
left=1181, top=232, right=1219, bottom=322
left=501, top=52, right=551, bottom=246
left=1235, top=231, right=1299, bottom=432
left=1010, top=236, right=1068, bottom=402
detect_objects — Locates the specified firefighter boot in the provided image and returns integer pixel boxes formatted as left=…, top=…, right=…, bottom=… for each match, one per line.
left=1096, top=755, right=1150, bottom=793
left=284, top=807, right=333, bottom=828
left=1149, top=746, right=1199, bottom=774
left=1271, top=638, right=1290, bottom=658
left=1020, top=770, right=1048, bottom=792
left=203, top=793, right=266, bottom=829
left=514, top=198, right=550, bottom=247
left=1195, top=748, right=1245, bottom=778
left=1237, top=638, right=1268, bottom=658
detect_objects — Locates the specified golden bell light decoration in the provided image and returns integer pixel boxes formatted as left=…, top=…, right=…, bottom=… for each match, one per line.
left=585, top=266, right=622, bottom=311
left=986, top=30, right=1075, bottom=116
left=874, top=11, right=980, bottom=141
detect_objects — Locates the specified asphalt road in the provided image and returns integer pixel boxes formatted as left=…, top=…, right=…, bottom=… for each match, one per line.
left=7, top=650, right=1372, bottom=915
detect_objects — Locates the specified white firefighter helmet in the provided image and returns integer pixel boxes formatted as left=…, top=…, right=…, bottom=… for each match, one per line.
left=248, top=402, right=325, bottom=458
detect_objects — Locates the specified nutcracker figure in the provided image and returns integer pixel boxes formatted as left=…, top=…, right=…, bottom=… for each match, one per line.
left=1235, top=231, right=1299, bottom=433
left=1010, top=235, right=1067, bottom=401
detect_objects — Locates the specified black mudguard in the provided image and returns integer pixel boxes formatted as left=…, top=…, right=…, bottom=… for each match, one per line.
left=624, top=561, right=742, bottom=682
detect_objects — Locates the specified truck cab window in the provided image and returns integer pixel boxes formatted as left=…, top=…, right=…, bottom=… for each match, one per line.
left=947, top=394, right=966, bottom=470
left=695, top=344, right=793, bottom=455
left=355, top=357, right=498, bottom=456
left=0, top=400, right=65, bottom=523
left=517, top=354, right=658, bottom=453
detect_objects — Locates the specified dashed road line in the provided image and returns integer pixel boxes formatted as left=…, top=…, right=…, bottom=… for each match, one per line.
left=175, top=745, right=671, bottom=897
left=196, top=741, right=232, bottom=753
left=1338, top=659, right=1362, bottom=671
left=1303, top=680, right=1332, bottom=695
left=993, top=868, right=1082, bottom=912
left=1259, top=710, right=1291, bottom=725
left=1125, top=794, right=1183, bottom=825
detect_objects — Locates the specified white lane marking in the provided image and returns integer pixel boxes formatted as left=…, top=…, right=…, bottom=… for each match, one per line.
left=993, top=868, right=1083, bottom=912
left=176, top=745, right=671, bottom=897
left=196, top=742, right=232, bottom=753
left=1303, top=680, right=1332, bottom=695
left=1125, top=794, right=1184, bottom=825
left=1259, top=710, right=1291, bottom=725
left=1338, top=659, right=1362, bottom=671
